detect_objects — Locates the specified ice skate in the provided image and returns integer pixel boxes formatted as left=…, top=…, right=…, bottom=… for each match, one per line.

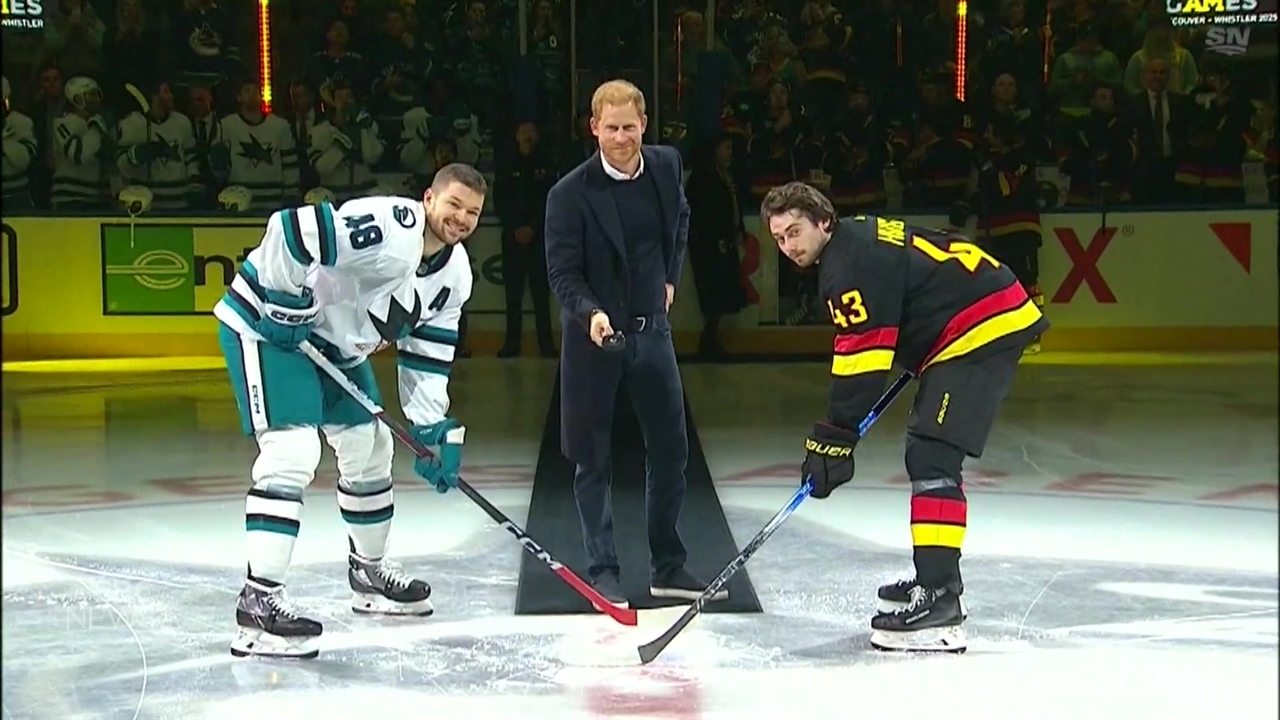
left=870, top=585, right=967, bottom=654
left=229, top=580, right=323, bottom=659
left=877, top=576, right=967, bottom=619
left=349, top=549, right=434, bottom=616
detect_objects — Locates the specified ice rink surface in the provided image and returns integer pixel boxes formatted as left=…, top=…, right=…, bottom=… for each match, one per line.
left=3, top=354, right=1277, bottom=719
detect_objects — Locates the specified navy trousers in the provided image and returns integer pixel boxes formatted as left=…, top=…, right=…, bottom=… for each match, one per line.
left=571, top=314, right=689, bottom=580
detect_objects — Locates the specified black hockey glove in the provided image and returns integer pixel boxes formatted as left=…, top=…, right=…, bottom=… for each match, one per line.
left=802, top=422, right=860, bottom=499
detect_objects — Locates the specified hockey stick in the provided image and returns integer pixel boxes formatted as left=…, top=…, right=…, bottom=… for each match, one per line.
left=298, top=341, right=640, bottom=626
left=637, top=370, right=915, bottom=664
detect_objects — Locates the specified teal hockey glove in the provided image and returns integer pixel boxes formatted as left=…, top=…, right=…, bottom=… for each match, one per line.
left=410, top=418, right=465, bottom=494
left=257, top=288, right=318, bottom=349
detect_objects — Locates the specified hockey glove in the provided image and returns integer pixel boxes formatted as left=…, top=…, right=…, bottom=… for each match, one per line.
left=86, top=114, right=109, bottom=137
left=410, top=418, right=465, bottom=494
left=331, top=130, right=354, bottom=150
left=802, top=422, right=860, bottom=499
left=257, top=288, right=318, bottom=349
left=125, top=142, right=156, bottom=165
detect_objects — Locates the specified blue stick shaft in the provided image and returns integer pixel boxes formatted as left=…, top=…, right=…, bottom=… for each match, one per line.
left=637, top=370, right=915, bottom=664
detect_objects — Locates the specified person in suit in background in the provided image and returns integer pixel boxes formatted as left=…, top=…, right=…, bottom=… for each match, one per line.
left=544, top=79, right=725, bottom=607
left=685, top=133, right=749, bottom=359
left=495, top=121, right=557, bottom=358
left=1129, top=56, right=1189, bottom=203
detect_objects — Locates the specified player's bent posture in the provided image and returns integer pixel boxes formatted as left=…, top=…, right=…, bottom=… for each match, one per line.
left=761, top=182, right=1049, bottom=653
left=213, top=163, right=487, bottom=659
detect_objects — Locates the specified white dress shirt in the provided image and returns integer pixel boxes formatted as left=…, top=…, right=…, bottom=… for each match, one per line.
left=1147, top=89, right=1172, bottom=156
left=600, top=151, right=645, bottom=180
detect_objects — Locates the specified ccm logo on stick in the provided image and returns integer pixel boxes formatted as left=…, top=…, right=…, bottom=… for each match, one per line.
left=501, top=521, right=564, bottom=570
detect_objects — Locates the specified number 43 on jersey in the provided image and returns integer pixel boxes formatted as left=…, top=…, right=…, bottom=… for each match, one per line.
left=827, top=218, right=1004, bottom=328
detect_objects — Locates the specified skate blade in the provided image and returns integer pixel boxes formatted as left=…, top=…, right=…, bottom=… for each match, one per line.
left=351, top=592, right=435, bottom=617
left=869, top=625, right=967, bottom=654
left=229, top=627, right=320, bottom=660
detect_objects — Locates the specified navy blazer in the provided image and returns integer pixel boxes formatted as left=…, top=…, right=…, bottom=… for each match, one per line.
left=544, top=145, right=690, bottom=331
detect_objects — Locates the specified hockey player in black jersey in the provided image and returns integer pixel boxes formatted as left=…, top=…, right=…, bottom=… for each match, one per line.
left=760, top=182, right=1049, bottom=653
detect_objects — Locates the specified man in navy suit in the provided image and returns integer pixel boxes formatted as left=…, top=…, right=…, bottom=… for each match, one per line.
left=544, top=80, right=725, bottom=608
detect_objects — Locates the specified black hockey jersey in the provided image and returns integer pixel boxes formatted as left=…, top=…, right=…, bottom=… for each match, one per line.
left=818, top=215, right=1050, bottom=429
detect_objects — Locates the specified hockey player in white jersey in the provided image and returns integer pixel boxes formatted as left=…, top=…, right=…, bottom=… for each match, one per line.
left=52, top=77, right=112, bottom=209
left=399, top=100, right=481, bottom=180
left=116, top=80, right=199, bottom=210
left=2, top=77, right=39, bottom=207
left=307, top=81, right=384, bottom=203
left=213, top=163, right=487, bottom=659
left=217, top=78, right=300, bottom=211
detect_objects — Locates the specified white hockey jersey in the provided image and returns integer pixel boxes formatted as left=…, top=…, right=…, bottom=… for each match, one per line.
left=116, top=110, right=199, bottom=210
left=52, top=112, right=111, bottom=208
left=307, top=120, right=384, bottom=204
left=1, top=110, right=38, bottom=203
left=398, top=105, right=481, bottom=178
left=219, top=111, right=300, bottom=210
left=214, top=196, right=473, bottom=426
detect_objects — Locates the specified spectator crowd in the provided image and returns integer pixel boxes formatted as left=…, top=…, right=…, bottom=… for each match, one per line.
left=1, top=0, right=1275, bottom=215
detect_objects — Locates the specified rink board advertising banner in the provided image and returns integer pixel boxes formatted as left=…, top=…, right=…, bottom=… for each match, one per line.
left=100, top=224, right=262, bottom=316
left=0, top=209, right=1276, bottom=361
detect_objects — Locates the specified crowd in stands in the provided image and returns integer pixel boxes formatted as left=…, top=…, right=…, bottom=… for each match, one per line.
left=1, top=0, right=1276, bottom=216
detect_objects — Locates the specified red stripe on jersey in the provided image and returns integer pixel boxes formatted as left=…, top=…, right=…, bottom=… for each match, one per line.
left=925, top=282, right=1028, bottom=361
left=833, top=327, right=899, bottom=355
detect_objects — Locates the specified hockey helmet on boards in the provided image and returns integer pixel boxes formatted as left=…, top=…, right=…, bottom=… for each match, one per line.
left=219, top=185, right=254, bottom=212
left=304, top=187, right=337, bottom=206
left=119, top=185, right=154, bottom=216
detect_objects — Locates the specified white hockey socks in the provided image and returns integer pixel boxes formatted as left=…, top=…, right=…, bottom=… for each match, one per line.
left=245, top=482, right=305, bottom=582
left=337, top=476, right=394, bottom=559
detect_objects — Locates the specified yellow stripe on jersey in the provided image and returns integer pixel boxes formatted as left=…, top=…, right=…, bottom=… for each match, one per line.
left=832, top=349, right=895, bottom=377
left=925, top=300, right=1042, bottom=368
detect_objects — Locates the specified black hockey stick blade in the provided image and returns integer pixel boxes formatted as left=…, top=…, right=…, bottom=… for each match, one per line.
left=300, top=342, right=640, bottom=626
left=636, top=370, right=915, bottom=664
left=638, top=479, right=811, bottom=664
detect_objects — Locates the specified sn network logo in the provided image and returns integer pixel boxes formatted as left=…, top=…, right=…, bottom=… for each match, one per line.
left=1206, top=26, right=1251, bottom=55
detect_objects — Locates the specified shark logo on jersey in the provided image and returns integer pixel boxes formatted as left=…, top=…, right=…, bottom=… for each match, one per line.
left=237, top=133, right=275, bottom=167
left=393, top=204, right=415, bottom=228
left=368, top=289, right=424, bottom=344
left=153, top=133, right=180, bottom=163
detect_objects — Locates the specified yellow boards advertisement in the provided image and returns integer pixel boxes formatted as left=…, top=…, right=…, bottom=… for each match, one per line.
left=100, top=223, right=264, bottom=315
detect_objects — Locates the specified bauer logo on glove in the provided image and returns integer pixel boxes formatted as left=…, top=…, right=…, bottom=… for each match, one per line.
left=802, top=422, right=860, bottom=499
left=803, top=437, right=854, bottom=458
